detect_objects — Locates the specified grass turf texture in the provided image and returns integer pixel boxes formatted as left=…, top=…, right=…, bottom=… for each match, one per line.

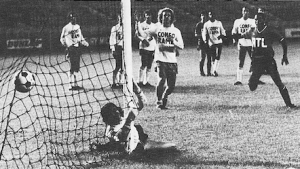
left=2, top=40, right=300, bottom=169
left=122, top=41, right=300, bottom=169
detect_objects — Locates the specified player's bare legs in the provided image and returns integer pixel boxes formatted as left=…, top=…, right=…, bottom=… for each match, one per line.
left=156, top=62, right=166, bottom=108
left=211, top=44, right=222, bottom=77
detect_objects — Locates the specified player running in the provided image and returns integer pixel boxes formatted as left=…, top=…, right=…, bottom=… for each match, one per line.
left=135, top=10, right=156, bottom=88
left=60, top=12, right=89, bottom=90
left=195, top=11, right=209, bottom=76
left=138, top=7, right=184, bottom=110
left=202, top=11, right=226, bottom=77
left=247, top=13, right=296, bottom=108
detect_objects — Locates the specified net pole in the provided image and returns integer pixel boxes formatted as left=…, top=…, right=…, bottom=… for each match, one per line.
left=121, top=0, right=133, bottom=106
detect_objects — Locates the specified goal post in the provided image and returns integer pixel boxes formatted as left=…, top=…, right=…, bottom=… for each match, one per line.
left=0, top=1, right=138, bottom=168
left=121, top=0, right=135, bottom=110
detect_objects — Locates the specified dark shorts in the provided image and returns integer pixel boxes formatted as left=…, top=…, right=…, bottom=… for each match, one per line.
left=197, top=39, right=207, bottom=51
left=113, top=45, right=123, bottom=71
left=68, top=46, right=81, bottom=73
left=139, top=49, right=154, bottom=69
left=249, top=57, right=284, bottom=91
left=156, top=61, right=178, bottom=78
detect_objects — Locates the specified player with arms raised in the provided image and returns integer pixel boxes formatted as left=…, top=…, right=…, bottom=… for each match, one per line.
left=94, top=81, right=175, bottom=154
left=60, top=12, right=89, bottom=90
left=247, top=13, right=296, bottom=108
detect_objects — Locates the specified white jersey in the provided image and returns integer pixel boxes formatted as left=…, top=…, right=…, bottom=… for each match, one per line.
left=145, top=23, right=184, bottom=63
left=232, top=17, right=255, bottom=46
left=60, top=23, right=84, bottom=47
left=105, top=120, right=140, bottom=154
left=109, top=23, right=123, bottom=50
left=138, top=21, right=156, bottom=51
left=202, top=20, right=226, bottom=46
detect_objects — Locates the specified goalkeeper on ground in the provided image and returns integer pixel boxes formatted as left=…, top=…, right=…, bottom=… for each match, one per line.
left=99, top=81, right=148, bottom=154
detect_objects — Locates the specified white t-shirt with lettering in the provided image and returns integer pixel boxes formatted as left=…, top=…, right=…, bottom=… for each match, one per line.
left=146, top=23, right=184, bottom=63
left=232, top=17, right=256, bottom=47
left=202, top=20, right=226, bottom=46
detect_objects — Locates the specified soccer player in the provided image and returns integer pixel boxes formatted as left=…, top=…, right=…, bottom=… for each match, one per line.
left=202, top=11, right=226, bottom=77
left=109, top=14, right=123, bottom=89
left=60, top=12, right=89, bottom=90
left=195, top=11, right=210, bottom=76
left=247, top=13, right=296, bottom=108
left=138, top=7, right=184, bottom=109
left=96, top=81, right=175, bottom=154
left=135, top=10, right=156, bottom=88
left=232, top=7, right=256, bottom=85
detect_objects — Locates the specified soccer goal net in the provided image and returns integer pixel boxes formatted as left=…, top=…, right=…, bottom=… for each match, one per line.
left=0, top=0, right=138, bottom=168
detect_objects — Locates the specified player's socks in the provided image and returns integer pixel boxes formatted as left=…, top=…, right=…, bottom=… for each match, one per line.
left=144, top=69, right=151, bottom=85
left=139, top=68, right=144, bottom=85
left=69, top=73, right=75, bottom=89
left=237, top=68, right=243, bottom=82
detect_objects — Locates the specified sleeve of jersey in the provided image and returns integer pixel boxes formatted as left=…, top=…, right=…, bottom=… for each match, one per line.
left=271, top=29, right=284, bottom=42
left=109, top=26, right=116, bottom=49
left=220, top=22, right=226, bottom=36
left=231, top=20, right=238, bottom=35
left=135, top=23, right=144, bottom=41
left=78, top=27, right=83, bottom=41
left=195, top=23, right=200, bottom=37
left=202, top=23, right=207, bottom=42
left=60, top=27, right=66, bottom=45
left=174, top=29, right=184, bottom=49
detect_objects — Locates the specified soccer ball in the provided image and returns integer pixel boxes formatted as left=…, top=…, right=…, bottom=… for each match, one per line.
left=14, top=71, right=35, bottom=93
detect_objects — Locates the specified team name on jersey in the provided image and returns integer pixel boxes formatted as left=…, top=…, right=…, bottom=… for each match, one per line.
left=142, top=26, right=150, bottom=31
left=157, top=32, right=175, bottom=44
left=239, top=24, right=251, bottom=33
left=209, top=27, right=219, bottom=35
left=252, top=38, right=267, bottom=48
left=69, top=29, right=79, bottom=39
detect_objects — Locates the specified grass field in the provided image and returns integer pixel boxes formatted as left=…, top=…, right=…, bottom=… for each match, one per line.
left=1, top=40, right=300, bottom=169
left=119, top=40, right=300, bottom=169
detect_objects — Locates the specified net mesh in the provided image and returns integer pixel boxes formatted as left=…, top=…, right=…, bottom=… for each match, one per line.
left=0, top=0, right=138, bottom=168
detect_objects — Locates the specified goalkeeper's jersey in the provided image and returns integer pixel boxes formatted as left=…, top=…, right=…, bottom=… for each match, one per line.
left=105, top=122, right=140, bottom=154
left=232, top=17, right=255, bottom=47
left=251, top=26, right=283, bottom=59
left=60, top=23, right=84, bottom=47
left=202, top=20, right=226, bottom=46
left=138, top=21, right=156, bottom=51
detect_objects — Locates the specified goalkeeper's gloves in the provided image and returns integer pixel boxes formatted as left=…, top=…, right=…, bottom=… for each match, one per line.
left=281, top=54, right=289, bottom=65
left=81, top=40, right=89, bottom=47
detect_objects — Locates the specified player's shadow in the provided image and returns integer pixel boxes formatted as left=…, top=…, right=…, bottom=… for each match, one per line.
left=129, top=147, right=181, bottom=163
